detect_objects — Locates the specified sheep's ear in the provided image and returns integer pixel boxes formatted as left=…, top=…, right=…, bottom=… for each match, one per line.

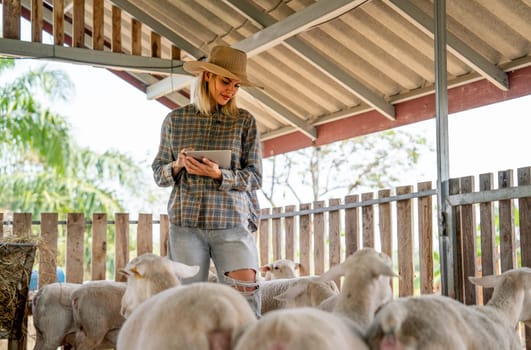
left=319, top=262, right=345, bottom=282
left=373, top=262, right=399, bottom=278
left=118, top=268, right=130, bottom=277
left=294, top=263, right=301, bottom=271
left=274, top=283, right=306, bottom=302
left=469, top=274, right=502, bottom=288
left=169, top=260, right=200, bottom=278
left=260, top=265, right=271, bottom=273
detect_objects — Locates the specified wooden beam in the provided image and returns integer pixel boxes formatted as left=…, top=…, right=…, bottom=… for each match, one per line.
left=111, top=5, right=121, bottom=53
left=92, top=0, right=104, bottom=50
left=151, top=31, right=161, bottom=58
left=3, top=0, right=21, bottom=39
left=72, top=0, right=84, bottom=48
left=131, top=17, right=141, bottom=56
left=31, top=0, right=42, bottom=42
left=53, top=0, right=64, bottom=45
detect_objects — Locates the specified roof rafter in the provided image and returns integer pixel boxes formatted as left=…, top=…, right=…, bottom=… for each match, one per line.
left=225, top=0, right=395, bottom=121
left=386, top=0, right=508, bottom=91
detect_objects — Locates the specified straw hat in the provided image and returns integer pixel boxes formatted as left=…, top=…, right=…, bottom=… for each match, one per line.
left=183, top=45, right=261, bottom=88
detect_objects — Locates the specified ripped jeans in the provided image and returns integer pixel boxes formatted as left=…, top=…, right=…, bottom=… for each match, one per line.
left=168, top=224, right=261, bottom=318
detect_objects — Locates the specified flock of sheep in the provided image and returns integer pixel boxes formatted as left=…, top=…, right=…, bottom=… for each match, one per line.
left=30, top=248, right=531, bottom=349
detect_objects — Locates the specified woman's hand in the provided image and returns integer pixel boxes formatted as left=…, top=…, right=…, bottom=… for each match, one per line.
left=184, top=156, right=222, bottom=180
left=172, top=149, right=190, bottom=175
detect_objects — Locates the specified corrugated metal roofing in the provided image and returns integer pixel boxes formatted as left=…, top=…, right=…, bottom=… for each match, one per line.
left=5, top=0, right=531, bottom=156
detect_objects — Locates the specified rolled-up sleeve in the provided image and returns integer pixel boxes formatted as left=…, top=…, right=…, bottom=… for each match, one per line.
left=218, top=114, right=262, bottom=192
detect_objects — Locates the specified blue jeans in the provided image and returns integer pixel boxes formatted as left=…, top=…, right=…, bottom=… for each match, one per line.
left=168, top=224, right=261, bottom=317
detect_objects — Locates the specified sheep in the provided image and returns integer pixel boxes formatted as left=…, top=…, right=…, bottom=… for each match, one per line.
left=366, top=267, right=531, bottom=350
left=119, top=253, right=199, bottom=318
left=32, top=282, right=80, bottom=350
left=260, top=259, right=300, bottom=280
left=71, top=280, right=126, bottom=350
left=234, top=307, right=369, bottom=350
left=318, top=247, right=398, bottom=334
left=272, top=276, right=340, bottom=310
left=260, top=276, right=339, bottom=314
left=116, top=282, right=258, bottom=350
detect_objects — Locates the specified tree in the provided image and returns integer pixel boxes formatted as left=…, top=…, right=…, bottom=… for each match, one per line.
left=261, top=129, right=434, bottom=207
left=0, top=58, right=152, bottom=216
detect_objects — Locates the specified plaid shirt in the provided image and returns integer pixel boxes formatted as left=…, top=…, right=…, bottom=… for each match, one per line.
left=152, top=104, right=262, bottom=231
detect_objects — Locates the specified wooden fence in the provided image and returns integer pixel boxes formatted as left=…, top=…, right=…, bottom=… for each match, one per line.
left=1, top=165, right=531, bottom=348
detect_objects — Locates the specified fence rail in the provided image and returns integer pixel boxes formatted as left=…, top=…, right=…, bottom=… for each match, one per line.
left=1, top=165, right=530, bottom=348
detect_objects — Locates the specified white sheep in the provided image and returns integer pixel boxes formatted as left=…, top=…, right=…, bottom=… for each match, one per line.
left=234, top=307, right=369, bottom=350
left=260, top=276, right=339, bottom=314
left=260, top=259, right=301, bottom=280
left=366, top=267, right=531, bottom=350
left=318, top=247, right=397, bottom=334
left=71, top=280, right=126, bottom=350
left=32, top=282, right=80, bottom=350
left=116, top=282, right=258, bottom=350
left=119, top=253, right=199, bottom=318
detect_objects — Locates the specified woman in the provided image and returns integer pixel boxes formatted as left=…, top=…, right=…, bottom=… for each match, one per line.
left=152, top=45, right=262, bottom=317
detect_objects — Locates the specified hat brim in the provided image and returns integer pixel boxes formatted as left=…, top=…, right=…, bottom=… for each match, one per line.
left=183, top=61, right=262, bottom=88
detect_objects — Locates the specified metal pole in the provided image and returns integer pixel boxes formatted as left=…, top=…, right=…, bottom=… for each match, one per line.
left=434, top=0, right=456, bottom=298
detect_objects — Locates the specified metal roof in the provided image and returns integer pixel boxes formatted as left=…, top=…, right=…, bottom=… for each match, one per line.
left=3, top=0, right=531, bottom=157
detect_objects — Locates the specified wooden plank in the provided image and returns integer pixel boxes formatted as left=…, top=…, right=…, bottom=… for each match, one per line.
left=159, top=214, right=169, bottom=256
left=313, top=200, right=325, bottom=275
left=299, top=203, right=311, bottom=276
left=328, top=198, right=341, bottom=288
left=378, top=189, right=392, bottom=259
left=272, top=207, right=282, bottom=260
left=498, top=169, right=516, bottom=272
left=3, top=0, right=21, bottom=39
left=151, top=31, right=161, bottom=58
left=72, top=0, right=85, bottom=48
left=417, top=181, right=434, bottom=294
left=53, top=0, right=64, bottom=45
left=92, top=0, right=104, bottom=50
left=112, top=5, right=122, bottom=53
left=131, top=18, right=142, bottom=56
left=284, top=205, right=296, bottom=261
left=259, top=208, right=270, bottom=266
left=460, top=176, right=477, bottom=305
left=479, top=173, right=495, bottom=303
left=518, top=167, right=531, bottom=350
left=361, top=192, right=374, bottom=247
left=91, top=213, right=107, bottom=280
left=13, top=213, right=31, bottom=235
left=518, top=167, right=531, bottom=268
left=39, top=213, right=58, bottom=287
left=0, top=212, right=3, bottom=238
left=31, top=0, right=43, bottom=42
left=345, top=194, right=359, bottom=257
left=66, top=213, right=85, bottom=284
left=171, top=45, right=181, bottom=60
left=137, top=213, right=153, bottom=256
left=114, top=213, right=129, bottom=282
left=396, top=186, right=414, bottom=297
left=450, top=177, right=464, bottom=302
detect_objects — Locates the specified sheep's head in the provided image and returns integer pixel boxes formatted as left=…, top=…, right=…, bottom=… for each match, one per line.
left=120, top=253, right=199, bottom=318
left=469, top=266, right=531, bottom=325
left=261, top=259, right=301, bottom=280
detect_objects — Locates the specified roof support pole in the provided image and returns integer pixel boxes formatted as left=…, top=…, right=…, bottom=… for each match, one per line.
left=434, top=0, right=458, bottom=298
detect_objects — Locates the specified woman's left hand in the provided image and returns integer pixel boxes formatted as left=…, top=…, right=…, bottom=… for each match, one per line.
left=184, top=156, right=222, bottom=180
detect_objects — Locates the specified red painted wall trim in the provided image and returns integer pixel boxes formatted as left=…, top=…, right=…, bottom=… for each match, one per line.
left=262, top=66, right=531, bottom=158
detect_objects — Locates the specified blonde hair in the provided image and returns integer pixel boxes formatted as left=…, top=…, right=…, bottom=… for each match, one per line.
left=191, top=72, right=239, bottom=116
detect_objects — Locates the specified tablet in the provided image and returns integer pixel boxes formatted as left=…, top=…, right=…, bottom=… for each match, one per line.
left=185, top=150, right=232, bottom=169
